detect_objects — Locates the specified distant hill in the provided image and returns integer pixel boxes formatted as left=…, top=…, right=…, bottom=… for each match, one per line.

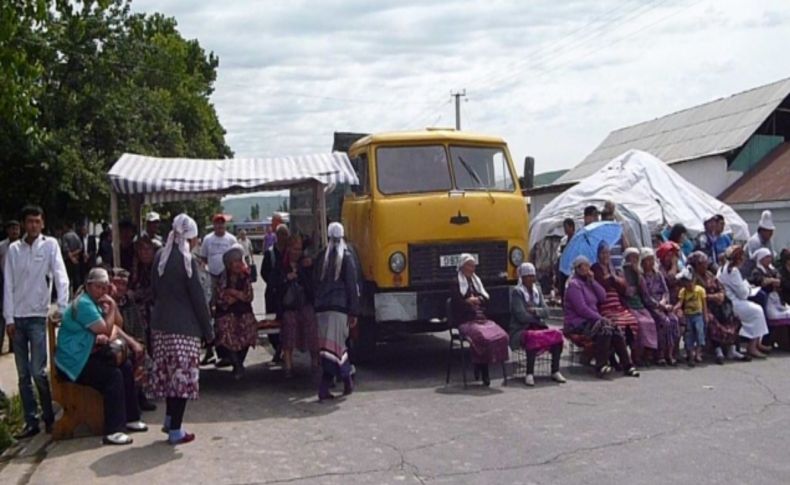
left=220, top=194, right=289, bottom=223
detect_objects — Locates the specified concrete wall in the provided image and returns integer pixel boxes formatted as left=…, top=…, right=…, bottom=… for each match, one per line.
left=732, top=203, right=790, bottom=250
left=670, top=155, right=742, bottom=196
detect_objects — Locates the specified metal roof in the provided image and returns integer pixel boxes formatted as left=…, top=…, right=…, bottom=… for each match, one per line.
left=554, top=77, right=790, bottom=185
left=350, top=129, right=507, bottom=150
left=720, top=143, right=790, bottom=205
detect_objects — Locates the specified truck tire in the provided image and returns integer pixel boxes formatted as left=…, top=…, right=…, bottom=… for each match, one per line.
left=351, top=317, right=378, bottom=364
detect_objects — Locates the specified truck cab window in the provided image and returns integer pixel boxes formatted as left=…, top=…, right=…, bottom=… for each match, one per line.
left=376, top=145, right=452, bottom=195
left=351, top=154, right=370, bottom=195
left=450, top=146, right=515, bottom=192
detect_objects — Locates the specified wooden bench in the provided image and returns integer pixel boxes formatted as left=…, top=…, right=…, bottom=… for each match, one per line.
left=47, top=317, right=104, bottom=440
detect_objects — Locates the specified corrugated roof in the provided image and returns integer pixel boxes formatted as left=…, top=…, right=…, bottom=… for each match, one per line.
left=720, top=143, right=790, bottom=204
left=533, top=169, right=569, bottom=187
left=554, top=77, right=790, bottom=185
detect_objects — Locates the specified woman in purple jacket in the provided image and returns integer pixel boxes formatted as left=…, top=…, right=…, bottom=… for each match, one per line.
left=564, top=256, right=639, bottom=378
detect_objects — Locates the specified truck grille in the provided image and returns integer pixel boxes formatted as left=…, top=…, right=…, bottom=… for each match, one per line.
left=408, top=241, right=509, bottom=287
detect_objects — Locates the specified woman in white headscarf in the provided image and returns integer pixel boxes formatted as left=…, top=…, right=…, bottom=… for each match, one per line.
left=149, top=213, right=214, bottom=445
left=450, top=253, right=510, bottom=387
left=508, top=262, right=566, bottom=387
left=313, top=222, right=360, bottom=401
left=749, top=247, right=790, bottom=325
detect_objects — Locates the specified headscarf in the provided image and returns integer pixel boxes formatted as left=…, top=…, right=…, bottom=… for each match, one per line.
left=639, top=247, right=656, bottom=273
left=724, top=245, right=744, bottom=274
left=687, top=251, right=709, bottom=269
left=656, top=241, right=680, bottom=262
left=515, top=262, right=539, bottom=304
left=71, top=268, right=110, bottom=319
left=222, top=243, right=245, bottom=269
left=752, top=247, right=772, bottom=264
left=623, top=247, right=640, bottom=265
left=158, top=213, right=198, bottom=278
left=572, top=255, right=590, bottom=271
left=321, top=222, right=347, bottom=281
left=457, top=253, right=489, bottom=299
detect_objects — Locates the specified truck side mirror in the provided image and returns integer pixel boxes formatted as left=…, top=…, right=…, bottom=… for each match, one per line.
left=522, top=156, right=535, bottom=189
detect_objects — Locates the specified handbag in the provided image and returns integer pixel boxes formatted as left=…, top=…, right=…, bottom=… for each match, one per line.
left=96, top=338, right=128, bottom=367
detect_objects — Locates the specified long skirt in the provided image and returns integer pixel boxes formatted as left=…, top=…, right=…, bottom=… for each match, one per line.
left=649, top=308, right=681, bottom=351
left=520, top=328, right=564, bottom=356
left=600, top=290, right=639, bottom=342
left=733, top=299, right=769, bottom=339
left=458, top=319, right=509, bottom=365
left=215, top=312, right=258, bottom=352
left=148, top=331, right=201, bottom=400
left=766, top=292, right=790, bottom=326
left=317, top=311, right=351, bottom=379
left=629, top=307, right=658, bottom=350
left=281, top=305, right=319, bottom=353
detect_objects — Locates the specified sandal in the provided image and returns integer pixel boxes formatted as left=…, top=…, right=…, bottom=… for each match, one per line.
left=625, top=367, right=640, bottom=378
left=596, top=365, right=613, bottom=378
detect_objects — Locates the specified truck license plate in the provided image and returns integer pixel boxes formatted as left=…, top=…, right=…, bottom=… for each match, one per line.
left=440, top=253, right=478, bottom=268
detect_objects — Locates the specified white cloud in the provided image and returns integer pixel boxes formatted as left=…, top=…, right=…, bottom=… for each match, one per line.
left=131, top=0, right=790, bottom=175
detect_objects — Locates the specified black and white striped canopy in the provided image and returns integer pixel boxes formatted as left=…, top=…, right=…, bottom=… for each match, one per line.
left=108, top=152, right=358, bottom=203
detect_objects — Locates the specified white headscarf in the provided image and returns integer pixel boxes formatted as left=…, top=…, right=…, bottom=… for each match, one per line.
left=158, top=213, right=198, bottom=278
left=321, top=222, right=347, bottom=281
left=457, top=253, right=489, bottom=299
left=753, top=247, right=774, bottom=274
left=515, top=262, right=540, bottom=304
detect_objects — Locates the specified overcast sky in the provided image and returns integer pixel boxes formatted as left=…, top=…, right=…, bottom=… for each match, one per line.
left=131, top=0, right=790, bottom=176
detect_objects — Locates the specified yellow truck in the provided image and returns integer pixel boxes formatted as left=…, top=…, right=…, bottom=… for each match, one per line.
left=341, top=129, right=529, bottom=358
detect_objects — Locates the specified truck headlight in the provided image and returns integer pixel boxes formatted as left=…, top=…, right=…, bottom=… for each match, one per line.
left=389, top=252, right=406, bottom=273
left=510, top=247, right=524, bottom=267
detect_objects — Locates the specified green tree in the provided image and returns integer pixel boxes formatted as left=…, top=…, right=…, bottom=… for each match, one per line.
left=0, top=0, right=231, bottom=229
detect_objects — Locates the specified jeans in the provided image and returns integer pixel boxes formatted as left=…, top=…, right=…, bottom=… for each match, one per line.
left=685, top=313, right=706, bottom=350
left=70, top=355, right=140, bottom=435
left=12, top=317, right=55, bottom=428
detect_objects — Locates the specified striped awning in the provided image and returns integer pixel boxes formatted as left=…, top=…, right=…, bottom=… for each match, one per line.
left=108, top=152, right=358, bottom=203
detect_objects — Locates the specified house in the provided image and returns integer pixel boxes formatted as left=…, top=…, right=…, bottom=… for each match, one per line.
left=529, top=77, right=790, bottom=230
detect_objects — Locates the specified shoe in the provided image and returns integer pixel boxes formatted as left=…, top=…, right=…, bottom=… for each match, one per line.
left=14, top=425, right=40, bottom=440
left=318, top=391, right=335, bottom=402
left=551, top=372, right=567, bottom=384
left=480, top=366, right=491, bottom=387
left=343, top=377, right=354, bottom=396
left=215, top=359, right=233, bottom=369
left=656, top=359, right=667, bottom=367
left=169, top=432, right=196, bottom=445
left=200, top=353, right=216, bottom=366
left=727, top=348, right=744, bottom=360
left=687, top=359, right=695, bottom=368
left=524, top=374, right=535, bottom=387
left=271, top=352, right=283, bottom=364
left=232, top=366, right=245, bottom=381
left=625, top=367, right=640, bottom=377
left=715, top=354, right=724, bottom=365
left=126, top=421, right=148, bottom=433
left=695, top=354, right=703, bottom=363
left=668, top=358, right=678, bottom=367
left=103, top=432, right=133, bottom=445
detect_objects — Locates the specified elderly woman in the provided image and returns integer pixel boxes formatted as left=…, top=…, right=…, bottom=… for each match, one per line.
left=657, top=241, right=682, bottom=304
left=508, top=263, right=566, bottom=386
left=592, top=243, right=639, bottom=364
left=150, top=213, right=214, bottom=445
left=564, top=256, right=639, bottom=378
left=314, top=222, right=360, bottom=400
left=687, top=251, right=745, bottom=364
left=55, top=268, right=147, bottom=445
left=451, top=253, right=510, bottom=387
left=280, top=234, right=319, bottom=377
left=214, top=244, right=257, bottom=380
left=749, top=248, right=790, bottom=323
left=640, top=248, right=681, bottom=366
left=718, top=245, right=770, bottom=359
left=621, top=247, right=658, bottom=364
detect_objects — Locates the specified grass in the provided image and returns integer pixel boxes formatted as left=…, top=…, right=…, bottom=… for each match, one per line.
left=0, top=392, right=24, bottom=453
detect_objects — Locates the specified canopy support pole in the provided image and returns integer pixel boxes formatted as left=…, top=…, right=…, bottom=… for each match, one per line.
left=110, top=189, right=120, bottom=267
left=315, top=181, right=328, bottom=247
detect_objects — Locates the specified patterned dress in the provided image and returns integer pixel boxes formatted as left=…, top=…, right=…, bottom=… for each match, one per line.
left=214, top=272, right=257, bottom=352
left=592, top=263, right=639, bottom=343
left=695, top=270, right=740, bottom=346
left=642, top=270, right=681, bottom=352
left=148, top=331, right=202, bottom=400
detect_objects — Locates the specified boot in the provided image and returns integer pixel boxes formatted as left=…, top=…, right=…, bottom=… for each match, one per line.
left=318, top=374, right=335, bottom=401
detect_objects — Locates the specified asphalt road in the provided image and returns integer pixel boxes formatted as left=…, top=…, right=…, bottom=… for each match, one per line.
left=3, top=256, right=790, bottom=484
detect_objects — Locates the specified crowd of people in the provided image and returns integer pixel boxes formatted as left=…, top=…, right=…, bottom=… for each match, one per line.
left=1, top=205, right=360, bottom=447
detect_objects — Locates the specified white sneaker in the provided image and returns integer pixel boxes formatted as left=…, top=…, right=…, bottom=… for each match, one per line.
left=126, top=421, right=149, bottom=433
left=524, top=374, right=535, bottom=387
left=103, top=432, right=133, bottom=445
left=551, top=371, right=567, bottom=384
left=727, top=348, right=745, bottom=360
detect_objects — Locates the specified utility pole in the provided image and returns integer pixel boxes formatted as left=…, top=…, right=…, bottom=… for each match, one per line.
left=451, top=89, right=466, bottom=130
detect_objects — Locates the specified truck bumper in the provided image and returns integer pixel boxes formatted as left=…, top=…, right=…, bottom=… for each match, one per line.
left=374, top=285, right=511, bottom=323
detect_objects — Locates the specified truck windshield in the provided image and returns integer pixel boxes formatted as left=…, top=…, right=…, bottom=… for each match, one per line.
left=450, top=146, right=515, bottom=192
left=376, top=145, right=452, bottom=194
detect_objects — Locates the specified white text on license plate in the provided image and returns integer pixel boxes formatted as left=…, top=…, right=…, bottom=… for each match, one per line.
left=440, top=253, right=478, bottom=268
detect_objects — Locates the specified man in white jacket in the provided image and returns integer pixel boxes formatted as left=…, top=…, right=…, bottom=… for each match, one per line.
left=3, top=205, right=69, bottom=439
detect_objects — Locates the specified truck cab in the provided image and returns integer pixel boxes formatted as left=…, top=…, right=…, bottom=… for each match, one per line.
left=341, top=129, right=529, bottom=356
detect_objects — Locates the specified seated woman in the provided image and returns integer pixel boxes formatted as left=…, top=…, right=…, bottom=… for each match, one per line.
left=214, top=244, right=257, bottom=380
left=718, top=246, right=770, bottom=358
left=563, top=256, right=639, bottom=378
left=640, top=248, right=681, bottom=366
left=508, top=263, right=566, bottom=387
left=450, top=253, right=509, bottom=387
left=657, top=242, right=682, bottom=305
left=592, top=243, right=639, bottom=364
left=621, top=248, right=659, bottom=364
left=55, top=268, right=148, bottom=446
left=687, top=251, right=746, bottom=363
left=750, top=248, right=790, bottom=349
left=280, top=234, right=319, bottom=377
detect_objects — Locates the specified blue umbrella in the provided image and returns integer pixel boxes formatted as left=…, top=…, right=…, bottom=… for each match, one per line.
left=559, top=221, right=623, bottom=275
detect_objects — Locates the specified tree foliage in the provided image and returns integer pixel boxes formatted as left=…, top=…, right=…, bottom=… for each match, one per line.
left=0, top=0, right=231, bottom=229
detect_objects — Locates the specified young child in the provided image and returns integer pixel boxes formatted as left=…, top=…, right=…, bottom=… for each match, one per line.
left=674, top=269, right=707, bottom=367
